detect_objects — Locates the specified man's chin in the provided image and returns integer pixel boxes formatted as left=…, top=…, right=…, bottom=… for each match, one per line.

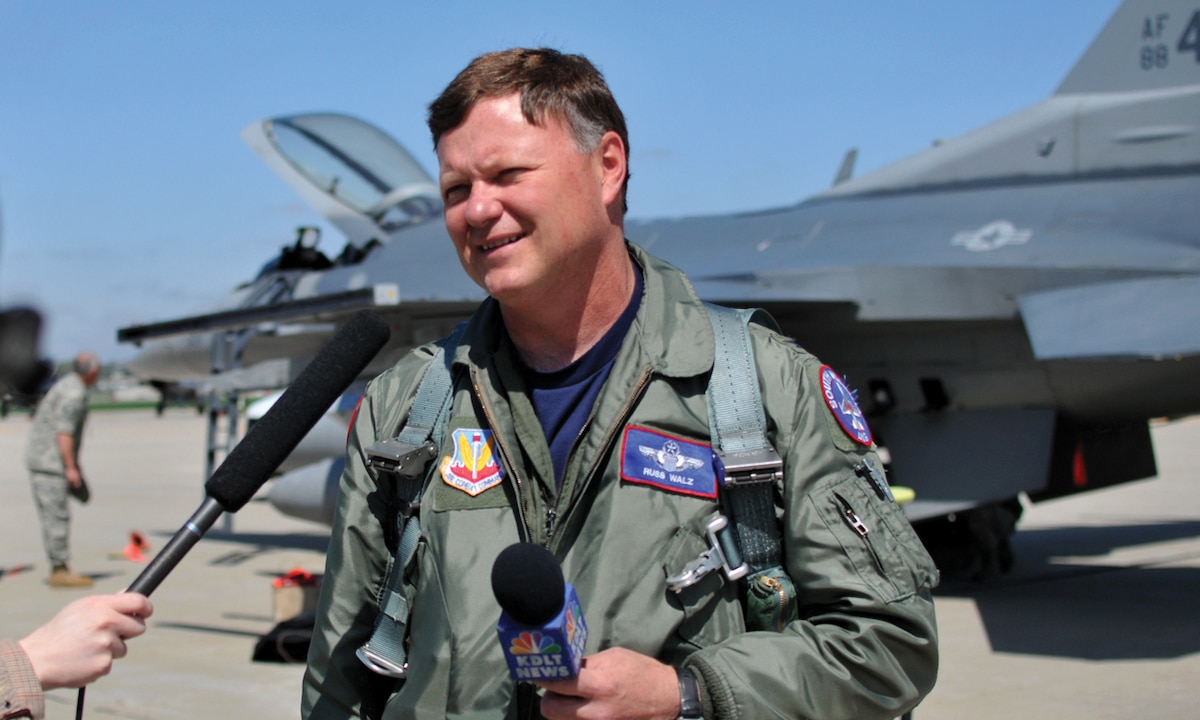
left=478, top=273, right=531, bottom=303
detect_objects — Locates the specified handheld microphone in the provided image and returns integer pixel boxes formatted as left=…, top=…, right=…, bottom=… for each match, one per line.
left=126, top=309, right=390, bottom=596
left=491, top=543, right=588, bottom=681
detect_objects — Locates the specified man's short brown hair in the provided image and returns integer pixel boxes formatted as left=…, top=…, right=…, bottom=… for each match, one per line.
left=428, top=48, right=630, bottom=212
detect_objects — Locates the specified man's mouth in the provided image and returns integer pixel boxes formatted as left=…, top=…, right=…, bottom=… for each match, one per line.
left=481, top=234, right=524, bottom=252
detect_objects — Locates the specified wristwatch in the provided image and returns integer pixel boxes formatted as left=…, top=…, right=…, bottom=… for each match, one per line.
left=676, top=666, right=703, bottom=719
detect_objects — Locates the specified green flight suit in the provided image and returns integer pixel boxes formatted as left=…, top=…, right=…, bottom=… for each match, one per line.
left=303, top=243, right=939, bottom=720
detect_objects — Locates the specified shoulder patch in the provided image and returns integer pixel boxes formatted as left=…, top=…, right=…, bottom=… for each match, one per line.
left=819, top=365, right=873, bottom=447
left=620, top=426, right=718, bottom=499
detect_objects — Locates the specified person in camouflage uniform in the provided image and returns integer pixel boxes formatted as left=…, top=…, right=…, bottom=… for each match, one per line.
left=25, top=352, right=101, bottom=588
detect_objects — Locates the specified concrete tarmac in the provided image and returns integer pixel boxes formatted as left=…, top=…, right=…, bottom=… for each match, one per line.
left=2, top=408, right=1197, bottom=719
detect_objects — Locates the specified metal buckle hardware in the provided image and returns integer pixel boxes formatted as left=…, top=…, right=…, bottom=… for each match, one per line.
left=666, top=515, right=750, bottom=593
left=718, top=446, right=784, bottom=486
left=365, top=439, right=439, bottom=479
left=356, top=645, right=408, bottom=679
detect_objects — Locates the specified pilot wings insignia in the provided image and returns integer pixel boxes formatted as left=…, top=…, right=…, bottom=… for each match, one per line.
left=639, top=439, right=706, bottom=472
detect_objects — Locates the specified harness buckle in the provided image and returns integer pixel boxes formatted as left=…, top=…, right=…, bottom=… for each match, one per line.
left=666, top=515, right=750, bottom=592
left=718, top=446, right=784, bottom=487
left=356, top=644, right=408, bottom=679
left=366, top=439, right=439, bottom=479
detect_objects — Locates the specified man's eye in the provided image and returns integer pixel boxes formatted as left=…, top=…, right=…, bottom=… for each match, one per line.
left=443, top=185, right=468, bottom=204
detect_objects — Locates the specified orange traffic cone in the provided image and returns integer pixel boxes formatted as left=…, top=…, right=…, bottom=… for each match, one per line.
left=123, top=531, right=151, bottom=562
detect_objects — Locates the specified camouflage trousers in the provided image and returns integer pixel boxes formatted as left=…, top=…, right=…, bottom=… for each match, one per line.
left=29, top=470, right=71, bottom=565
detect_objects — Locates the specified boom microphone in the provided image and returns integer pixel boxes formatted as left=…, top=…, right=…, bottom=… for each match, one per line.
left=127, top=310, right=390, bottom=596
left=491, top=543, right=588, bottom=681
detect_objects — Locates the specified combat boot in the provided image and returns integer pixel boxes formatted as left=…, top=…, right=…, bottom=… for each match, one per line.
left=48, top=563, right=93, bottom=588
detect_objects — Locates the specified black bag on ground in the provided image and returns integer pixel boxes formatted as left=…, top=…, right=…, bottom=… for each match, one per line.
left=252, top=611, right=314, bottom=663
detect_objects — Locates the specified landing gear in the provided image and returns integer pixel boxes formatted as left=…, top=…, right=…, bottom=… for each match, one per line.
left=914, top=498, right=1023, bottom=581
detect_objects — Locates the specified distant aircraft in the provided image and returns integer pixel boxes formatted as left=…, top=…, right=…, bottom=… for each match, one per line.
left=119, top=0, right=1200, bottom=579
left=0, top=198, right=52, bottom=409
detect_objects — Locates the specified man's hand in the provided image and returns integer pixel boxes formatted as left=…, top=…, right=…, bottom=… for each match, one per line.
left=538, top=647, right=682, bottom=720
left=56, top=432, right=82, bottom=488
left=19, top=593, right=154, bottom=690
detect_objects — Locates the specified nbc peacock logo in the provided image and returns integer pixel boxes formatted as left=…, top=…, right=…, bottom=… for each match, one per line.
left=509, top=631, right=562, bottom=656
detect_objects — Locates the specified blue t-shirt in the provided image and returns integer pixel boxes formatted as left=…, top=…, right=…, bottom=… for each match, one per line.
left=521, top=265, right=644, bottom=488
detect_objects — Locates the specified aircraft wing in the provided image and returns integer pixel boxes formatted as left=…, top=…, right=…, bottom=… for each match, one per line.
left=1020, top=275, right=1200, bottom=360
left=117, top=285, right=400, bottom=344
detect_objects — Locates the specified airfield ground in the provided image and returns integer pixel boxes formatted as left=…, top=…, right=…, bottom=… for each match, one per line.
left=1, top=409, right=1196, bottom=719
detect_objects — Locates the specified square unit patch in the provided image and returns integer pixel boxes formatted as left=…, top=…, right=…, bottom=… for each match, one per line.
left=440, top=428, right=505, bottom=497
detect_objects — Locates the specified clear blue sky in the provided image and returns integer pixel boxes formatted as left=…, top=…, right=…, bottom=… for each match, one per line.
left=0, top=0, right=1120, bottom=364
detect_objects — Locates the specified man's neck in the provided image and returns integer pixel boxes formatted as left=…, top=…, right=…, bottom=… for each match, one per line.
left=503, top=253, right=636, bottom=373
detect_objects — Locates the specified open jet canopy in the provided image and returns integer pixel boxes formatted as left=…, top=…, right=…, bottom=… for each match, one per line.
left=241, top=113, right=442, bottom=246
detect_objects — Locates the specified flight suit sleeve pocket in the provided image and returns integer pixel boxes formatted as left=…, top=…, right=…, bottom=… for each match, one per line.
left=810, top=473, right=939, bottom=603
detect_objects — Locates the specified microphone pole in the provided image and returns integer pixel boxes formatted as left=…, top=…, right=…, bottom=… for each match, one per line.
left=125, top=496, right=227, bottom=596
left=74, top=310, right=390, bottom=719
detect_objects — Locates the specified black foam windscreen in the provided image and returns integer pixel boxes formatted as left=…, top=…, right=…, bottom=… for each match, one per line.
left=491, top=542, right=566, bottom=627
left=204, top=309, right=390, bottom=512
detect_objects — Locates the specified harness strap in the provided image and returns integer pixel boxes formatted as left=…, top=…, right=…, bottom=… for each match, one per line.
left=356, top=324, right=463, bottom=678
left=704, top=303, right=783, bottom=574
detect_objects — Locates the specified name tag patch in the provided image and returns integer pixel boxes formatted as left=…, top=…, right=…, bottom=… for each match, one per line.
left=620, top=426, right=717, bottom=499
left=440, top=428, right=505, bottom=496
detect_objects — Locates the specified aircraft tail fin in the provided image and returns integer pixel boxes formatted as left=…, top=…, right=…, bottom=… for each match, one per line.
left=1056, top=0, right=1200, bottom=94
left=832, top=148, right=858, bottom=186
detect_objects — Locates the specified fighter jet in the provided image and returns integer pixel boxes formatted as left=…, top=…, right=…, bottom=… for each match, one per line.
left=119, top=0, right=1200, bottom=578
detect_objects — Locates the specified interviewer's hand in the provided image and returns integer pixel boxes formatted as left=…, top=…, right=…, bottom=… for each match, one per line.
left=538, top=647, right=681, bottom=720
left=19, top=593, right=154, bottom=690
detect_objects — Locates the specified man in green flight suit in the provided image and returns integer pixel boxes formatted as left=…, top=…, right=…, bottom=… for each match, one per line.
left=303, top=48, right=939, bottom=720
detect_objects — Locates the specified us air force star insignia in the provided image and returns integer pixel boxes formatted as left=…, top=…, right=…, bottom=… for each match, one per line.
left=440, top=428, right=504, bottom=496
left=620, top=426, right=717, bottom=499
left=819, top=366, right=872, bottom=447
left=950, top=220, right=1033, bottom=252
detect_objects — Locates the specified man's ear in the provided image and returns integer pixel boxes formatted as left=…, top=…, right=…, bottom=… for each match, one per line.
left=597, top=130, right=627, bottom=208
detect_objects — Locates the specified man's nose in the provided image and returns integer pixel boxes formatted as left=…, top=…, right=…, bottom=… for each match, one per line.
left=463, top=185, right=502, bottom=228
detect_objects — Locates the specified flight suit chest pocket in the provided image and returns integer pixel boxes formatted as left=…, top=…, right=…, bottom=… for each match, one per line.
left=811, top=473, right=938, bottom=602
left=430, top=417, right=511, bottom=511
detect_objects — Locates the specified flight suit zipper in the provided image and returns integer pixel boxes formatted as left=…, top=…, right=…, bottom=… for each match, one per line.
left=544, top=418, right=591, bottom=540
left=834, top=492, right=886, bottom=575
left=836, top=493, right=870, bottom=538
left=471, top=367, right=536, bottom=542
left=546, top=366, right=653, bottom=545
left=754, top=573, right=789, bottom=632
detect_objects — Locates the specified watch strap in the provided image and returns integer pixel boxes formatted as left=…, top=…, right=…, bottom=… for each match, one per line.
left=676, top=666, right=703, bottom=719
